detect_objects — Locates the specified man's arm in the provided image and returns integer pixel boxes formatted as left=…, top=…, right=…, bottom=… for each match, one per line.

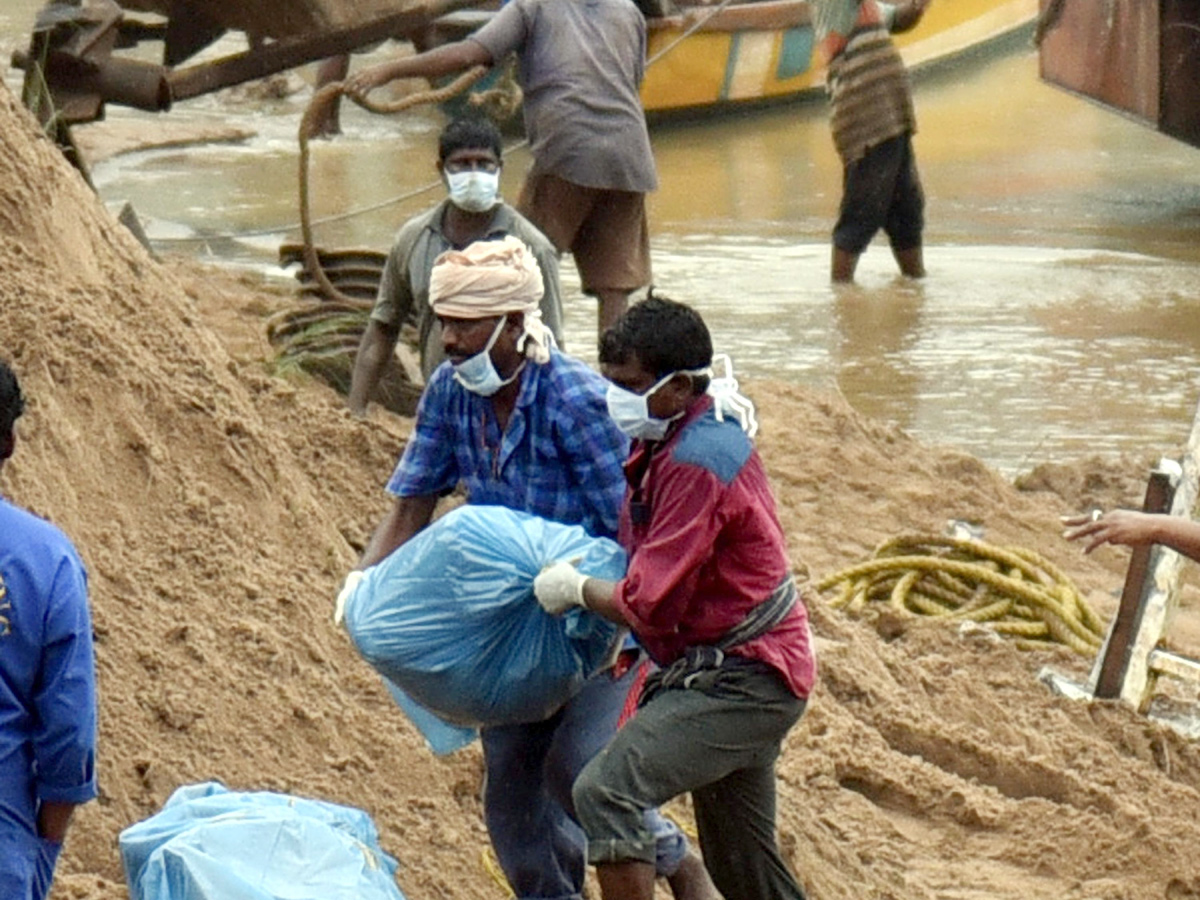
left=533, top=567, right=629, bottom=622
left=348, top=319, right=400, bottom=415
left=890, top=0, right=931, bottom=34
left=581, top=577, right=625, bottom=625
left=33, top=554, right=98, bottom=844
left=359, top=494, right=439, bottom=569
left=344, top=40, right=492, bottom=99
left=1063, top=509, right=1200, bottom=562
left=37, top=801, right=78, bottom=844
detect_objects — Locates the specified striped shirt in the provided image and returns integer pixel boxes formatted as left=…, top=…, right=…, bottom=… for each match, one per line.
left=388, top=349, right=629, bottom=540
left=813, top=0, right=897, bottom=60
left=814, top=0, right=914, bottom=164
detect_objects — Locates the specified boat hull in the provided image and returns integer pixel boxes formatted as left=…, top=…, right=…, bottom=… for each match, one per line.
left=1036, top=0, right=1200, bottom=150
left=642, top=0, right=1038, bottom=117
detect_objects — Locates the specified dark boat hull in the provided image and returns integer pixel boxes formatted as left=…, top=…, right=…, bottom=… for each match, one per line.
left=1037, top=0, right=1200, bottom=150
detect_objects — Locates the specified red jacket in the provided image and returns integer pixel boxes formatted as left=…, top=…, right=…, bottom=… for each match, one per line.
left=613, top=396, right=817, bottom=699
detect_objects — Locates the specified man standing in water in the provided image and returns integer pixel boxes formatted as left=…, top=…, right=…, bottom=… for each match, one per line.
left=0, top=359, right=98, bottom=900
left=343, top=239, right=717, bottom=900
left=815, top=0, right=932, bottom=282
left=347, top=116, right=563, bottom=411
left=344, top=0, right=657, bottom=337
left=534, top=297, right=816, bottom=900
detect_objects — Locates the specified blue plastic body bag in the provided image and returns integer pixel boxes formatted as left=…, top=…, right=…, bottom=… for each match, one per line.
left=343, top=505, right=625, bottom=736
left=118, top=782, right=405, bottom=900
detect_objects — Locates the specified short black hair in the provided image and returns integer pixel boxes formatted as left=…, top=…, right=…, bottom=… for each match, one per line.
left=438, top=116, right=503, bottom=163
left=599, top=294, right=713, bottom=384
left=0, top=358, right=25, bottom=444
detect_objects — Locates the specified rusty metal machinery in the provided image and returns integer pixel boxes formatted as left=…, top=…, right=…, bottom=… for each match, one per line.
left=12, top=0, right=485, bottom=175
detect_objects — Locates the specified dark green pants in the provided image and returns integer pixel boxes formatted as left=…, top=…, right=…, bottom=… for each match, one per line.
left=573, top=659, right=808, bottom=900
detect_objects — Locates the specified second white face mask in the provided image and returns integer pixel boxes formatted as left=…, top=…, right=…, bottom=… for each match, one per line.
left=446, top=170, right=500, bottom=213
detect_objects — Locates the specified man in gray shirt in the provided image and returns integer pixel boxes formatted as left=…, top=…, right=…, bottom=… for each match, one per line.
left=345, top=0, right=658, bottom=339
left=347, top=116, right=564, bottom=414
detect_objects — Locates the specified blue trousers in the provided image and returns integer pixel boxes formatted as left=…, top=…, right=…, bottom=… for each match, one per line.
left=480, top=663, right=688, bottom=900
left=0, top=827, right=61, bottom=900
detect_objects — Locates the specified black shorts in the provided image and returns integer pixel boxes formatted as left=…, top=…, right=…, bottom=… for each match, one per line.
left=834, top=132, right=924, bottom=254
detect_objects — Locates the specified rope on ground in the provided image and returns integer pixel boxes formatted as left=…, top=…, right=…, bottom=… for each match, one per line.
left=267, top=67, right=486, bottom=381
left=297, top=66, right=488, bottom=305
left=816, top=534, right=1106, bottom=656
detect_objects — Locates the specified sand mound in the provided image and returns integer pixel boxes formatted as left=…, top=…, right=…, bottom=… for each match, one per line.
left=3, top=82, right=1200, bottom=900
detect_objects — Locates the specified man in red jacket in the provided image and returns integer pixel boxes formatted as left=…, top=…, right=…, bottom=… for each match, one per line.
left=534, top=296, right=817, bottom=900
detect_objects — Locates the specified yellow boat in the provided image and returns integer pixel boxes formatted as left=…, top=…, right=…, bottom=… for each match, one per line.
left=641, top=0, right=1039, bottom=118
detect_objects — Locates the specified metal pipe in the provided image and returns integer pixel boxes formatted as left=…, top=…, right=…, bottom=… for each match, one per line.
left=11, top=49, right=171, bottom=112
left=166, top=0, right=482, bottom=102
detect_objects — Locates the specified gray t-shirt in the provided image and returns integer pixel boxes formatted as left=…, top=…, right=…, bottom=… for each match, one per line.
left=470, top=0, right=657, bottom=193
left=370, top=199, right=565, bottom=381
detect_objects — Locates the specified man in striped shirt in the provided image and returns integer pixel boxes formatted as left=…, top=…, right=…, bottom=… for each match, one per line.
left=814, top=0, right=932, bottom=282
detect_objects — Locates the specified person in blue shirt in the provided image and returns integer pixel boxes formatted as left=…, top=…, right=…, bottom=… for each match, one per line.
left=0, top=359, right=98, bottom=900
left=343, top=237, right=717, bottom=900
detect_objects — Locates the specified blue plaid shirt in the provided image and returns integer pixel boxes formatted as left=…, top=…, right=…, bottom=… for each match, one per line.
left=388, top=350, right=629, bottom=540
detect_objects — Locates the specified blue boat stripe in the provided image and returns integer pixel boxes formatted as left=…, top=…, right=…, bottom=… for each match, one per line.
left=721, top=32, right=742, bottom=103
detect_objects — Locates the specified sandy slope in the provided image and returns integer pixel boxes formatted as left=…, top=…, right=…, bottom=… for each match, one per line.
left=3, top=83, right=1200, bottom=900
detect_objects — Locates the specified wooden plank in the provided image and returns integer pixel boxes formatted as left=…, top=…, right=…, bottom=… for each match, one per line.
left=1119, top=399, right=1200, bottom=711
left=166, top=0, right=478, bottom=102
left=118, top=0, right=419, bottom=42
left=1092, top=466, right=1175, bottom=698
left=1148, top=649, right=1200, bottom=686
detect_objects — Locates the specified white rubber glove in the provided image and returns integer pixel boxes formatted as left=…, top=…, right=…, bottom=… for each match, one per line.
left=534, top=560, right=589, bottom=616
left=334, top=570, right=365, bottom=627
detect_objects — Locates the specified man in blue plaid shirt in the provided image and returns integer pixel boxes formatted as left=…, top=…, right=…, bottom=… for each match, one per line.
left=352, top=237, right=716, bottom=900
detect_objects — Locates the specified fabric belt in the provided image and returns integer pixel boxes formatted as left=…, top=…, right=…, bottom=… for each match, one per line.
left=640, top=578, right=796, bottom=704
left=715, top=577, right=796, bottom=651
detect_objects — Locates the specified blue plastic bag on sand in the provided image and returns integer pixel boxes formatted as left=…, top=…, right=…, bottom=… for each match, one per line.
left=343, top=505, right=624, bottom=743
left=119, top=782, right=405, bottom=900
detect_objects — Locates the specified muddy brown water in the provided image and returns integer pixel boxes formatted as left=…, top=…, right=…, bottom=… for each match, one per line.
left=3, top=5, right=1200, bottom=478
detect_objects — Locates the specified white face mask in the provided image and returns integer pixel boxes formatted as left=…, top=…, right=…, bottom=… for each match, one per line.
left=446, top=170, right=500, bottom=213
left=452, top=317, right=524, bottom=396
left=605, top=367, right=710, bottom=441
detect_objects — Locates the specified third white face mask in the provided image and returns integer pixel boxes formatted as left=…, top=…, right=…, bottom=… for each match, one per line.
left=605, top=366, right=716, bottom=441
left=446, top=170, right=500, bottom=213
left=605, top=371, right=682, bottom=441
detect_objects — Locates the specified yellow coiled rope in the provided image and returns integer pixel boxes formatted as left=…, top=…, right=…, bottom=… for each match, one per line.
left=816, top=535, right=1106, bottom=655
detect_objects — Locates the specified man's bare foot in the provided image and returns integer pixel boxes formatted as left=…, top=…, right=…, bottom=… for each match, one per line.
left=666, top=851, right=722, bottom=900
